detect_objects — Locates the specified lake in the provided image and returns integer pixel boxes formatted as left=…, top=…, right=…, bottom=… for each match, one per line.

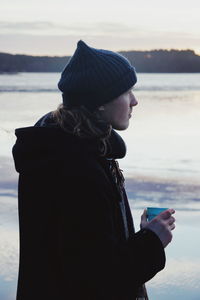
left=0, top=72, right=200, bottom=299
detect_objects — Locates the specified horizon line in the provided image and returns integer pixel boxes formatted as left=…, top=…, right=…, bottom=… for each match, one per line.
left=0, top=48, right=199, bottom=57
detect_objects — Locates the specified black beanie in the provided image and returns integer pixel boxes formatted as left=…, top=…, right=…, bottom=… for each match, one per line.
left=58, top=40, right=137, bottom=111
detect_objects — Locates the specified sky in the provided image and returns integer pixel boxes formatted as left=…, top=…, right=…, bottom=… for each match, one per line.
left=0, top=0, right=200, bottom=56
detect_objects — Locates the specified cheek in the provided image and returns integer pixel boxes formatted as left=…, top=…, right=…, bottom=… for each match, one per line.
left=112, top=107, right=124, bottom=120
left=117, top=103, right=129, bottom=118
left=112, top=106, right=129, bottom=126
left=102, top=98, right=130, bottom=125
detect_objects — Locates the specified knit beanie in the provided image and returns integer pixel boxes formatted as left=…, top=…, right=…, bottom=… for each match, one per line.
left=58, top=40, right=137, bottom=111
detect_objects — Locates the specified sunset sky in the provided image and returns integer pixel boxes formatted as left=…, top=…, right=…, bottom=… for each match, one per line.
left=1, top=0, right=200, bottom=56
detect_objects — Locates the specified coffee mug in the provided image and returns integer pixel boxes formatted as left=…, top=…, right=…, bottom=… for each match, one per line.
left=147, top=207, right=168, bottom=221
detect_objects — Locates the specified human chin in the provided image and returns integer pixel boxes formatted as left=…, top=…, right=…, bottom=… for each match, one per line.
left=112, top=120, right=129, bottom=131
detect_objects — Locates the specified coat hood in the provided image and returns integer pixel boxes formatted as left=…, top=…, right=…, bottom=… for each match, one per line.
left=12, top=126, right=126, bottom=174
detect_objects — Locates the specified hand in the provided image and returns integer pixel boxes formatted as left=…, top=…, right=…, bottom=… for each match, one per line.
left=140, top=208, right=176, bottom=248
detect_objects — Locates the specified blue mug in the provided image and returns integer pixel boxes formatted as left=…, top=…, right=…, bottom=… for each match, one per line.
left=147, top=207, right=168, bottom=221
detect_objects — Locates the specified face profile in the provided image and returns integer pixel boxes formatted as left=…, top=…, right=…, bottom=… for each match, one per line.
left=99, top=88, right=138, bottom=130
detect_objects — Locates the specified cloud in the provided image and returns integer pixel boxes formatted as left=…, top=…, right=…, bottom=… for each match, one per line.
left=1, top=21, right=200, bottom=51
left=0, top=26, right=200, bottom=56
left=0, top=21, right=63, bottom=35
left=0, top=21, right=140, bottom=37
left=0, top=21, right=54, bottom=30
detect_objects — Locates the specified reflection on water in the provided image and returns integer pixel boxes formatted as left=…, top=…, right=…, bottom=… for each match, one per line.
left=1, top=177, right=200, bottom=300
left=129, top=178, right=200, bottom=300
left=147, top=258, right=200, bottom=299
left=1, top=73, right=200, bottom=299
left=0, top=196, right=18, bottom=300
left=0, top=275, right=17, bottom=300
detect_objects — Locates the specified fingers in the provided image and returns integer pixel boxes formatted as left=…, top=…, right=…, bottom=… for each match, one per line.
left=141, top=209, right=147, bottom=222
left=167, top=216, right=176, bottom=231
left=168, top=208, right=175, bottom=215
left=157, top=209, right=176, bottom=232
left=168, top=216, right=176, bottom=225
left=166, top=218, right=176, bottom=230
left=140, top=209, right=148, bottom=229
left=160, top=208, right=175, bottom=220
left=141, top=208, right=176, bottom=236
left=170, top=223, right=176, bottom=231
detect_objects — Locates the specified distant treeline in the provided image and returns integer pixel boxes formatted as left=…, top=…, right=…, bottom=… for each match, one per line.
left=1, top=49, right=200, bottom=73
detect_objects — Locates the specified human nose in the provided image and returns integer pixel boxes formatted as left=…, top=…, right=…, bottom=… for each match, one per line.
left=130, top=92, right=138, bottom=107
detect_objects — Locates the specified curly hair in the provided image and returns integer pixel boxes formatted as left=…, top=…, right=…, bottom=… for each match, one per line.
left=52, top=104, right=112, bottom=156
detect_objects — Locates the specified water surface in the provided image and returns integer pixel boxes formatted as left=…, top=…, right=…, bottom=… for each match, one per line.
left=0, top=73, right=200, bottom=299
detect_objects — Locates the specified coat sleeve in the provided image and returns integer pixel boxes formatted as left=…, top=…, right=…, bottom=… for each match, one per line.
left=55, top=170, right=165, bottom=297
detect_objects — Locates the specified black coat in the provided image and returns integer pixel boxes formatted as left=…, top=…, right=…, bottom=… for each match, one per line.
left=13, top=124, right=165, bottom=300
